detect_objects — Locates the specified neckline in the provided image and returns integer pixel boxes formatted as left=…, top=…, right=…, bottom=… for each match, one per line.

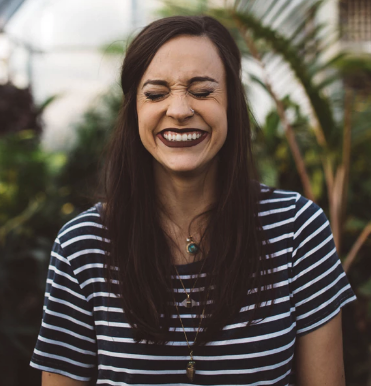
left=94, top=203, right=210, bottom=274
left=174, top=257, right=209, bottom=274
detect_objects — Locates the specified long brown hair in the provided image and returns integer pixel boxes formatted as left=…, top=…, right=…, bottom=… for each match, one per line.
left=103, top=15, right=274, bottom=346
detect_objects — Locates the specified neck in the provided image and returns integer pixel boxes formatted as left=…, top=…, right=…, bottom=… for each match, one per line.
left=154, top=160, right=219, bottom=233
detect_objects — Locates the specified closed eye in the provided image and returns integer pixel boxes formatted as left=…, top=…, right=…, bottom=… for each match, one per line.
left=144, top=92, right=167, bottom=101
left=144, top=90, right=212, bottom=100
left=190, top=91, right=212, bottom=98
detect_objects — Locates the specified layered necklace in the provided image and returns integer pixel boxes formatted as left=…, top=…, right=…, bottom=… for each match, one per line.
left=172, top=236, right=209, bottom=382
left=176, top=236, right=206, bottom=308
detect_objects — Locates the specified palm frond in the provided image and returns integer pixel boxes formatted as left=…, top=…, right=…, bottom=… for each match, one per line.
left=267, top=0, right=322, bottom=34
left=249, top=73, right=269, bottom=93
left=316, top=74, right=342, bottom=91
left=286, top=1, right=323, bottom=42
left=259, top=0, right=285, bottom=25
left=307, top=52, right=348, bottom=78
left=294, top=23, right=326, bottom=48
left=36, top=94, right=61, bottom=115
left=232, top=9, right=336, bottom=145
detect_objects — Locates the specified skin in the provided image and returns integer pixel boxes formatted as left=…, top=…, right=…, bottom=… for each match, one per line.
left=295, top=312, right=346, bottom=386
left=41, top=35, right=347, bottom=386
left=137, top=35, right=228, bottom=176
left=136, top=35, right=228, bottom=263
left=41, top=372, right=88, bottom=386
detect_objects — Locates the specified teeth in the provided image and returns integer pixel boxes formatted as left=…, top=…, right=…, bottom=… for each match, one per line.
left=163, top=131, right=203, bottom=142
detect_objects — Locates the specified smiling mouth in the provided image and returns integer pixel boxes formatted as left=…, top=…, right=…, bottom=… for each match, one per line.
left=157, top=129, right=208, bottom=148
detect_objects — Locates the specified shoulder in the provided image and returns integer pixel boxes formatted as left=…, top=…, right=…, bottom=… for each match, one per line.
left=57, top=204, right=104, bottom=243
left=258, top=184, right=300, bottom=208
left=55, top=203, right=108, bottom=265
left=259, top=184, right=323, bottom=215
left=258, top=185, right=328, bottom=234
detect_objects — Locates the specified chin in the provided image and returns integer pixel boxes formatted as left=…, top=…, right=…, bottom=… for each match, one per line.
left=167, top=164, right=202, bottom=175
left=154, top=153, right=218, bottom=175
left=164, top=158, right=216, bottom=176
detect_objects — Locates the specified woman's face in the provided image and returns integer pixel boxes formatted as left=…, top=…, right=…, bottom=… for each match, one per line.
left=136, top=35, right=228, bottom=175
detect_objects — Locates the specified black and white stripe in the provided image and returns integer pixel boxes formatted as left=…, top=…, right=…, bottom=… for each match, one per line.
left=30, top=189, right=356, bottom=385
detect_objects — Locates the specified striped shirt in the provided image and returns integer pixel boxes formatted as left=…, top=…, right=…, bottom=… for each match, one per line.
left=30, top=189, right=356, bottom=385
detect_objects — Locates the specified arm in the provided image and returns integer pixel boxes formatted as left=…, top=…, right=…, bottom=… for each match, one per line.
left=30, top=234, right=97, bottom=382
left=42, top=372, right=89, bottom=386
left=295, top=311, right=345, bottom=386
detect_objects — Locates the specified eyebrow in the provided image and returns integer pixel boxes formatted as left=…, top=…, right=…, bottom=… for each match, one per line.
left=142, top=76, right=218, bottom=89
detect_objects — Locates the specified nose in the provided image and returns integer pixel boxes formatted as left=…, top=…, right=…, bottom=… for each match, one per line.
left=166, top=94, right=193, bottom=121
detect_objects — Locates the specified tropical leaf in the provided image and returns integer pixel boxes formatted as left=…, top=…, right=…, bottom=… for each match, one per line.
left=307, top=52, right=348, bottom=78
left=100, top=40, right=127, bottom=56
left=286, top=2, right=323, bottom=43
left=248, top=73, right=269, bottom=93
left=231, top=8, right=336, bottom=145
left=35, top=94, right=61, bottom=115
left=316, top=73, right=342, bottom=91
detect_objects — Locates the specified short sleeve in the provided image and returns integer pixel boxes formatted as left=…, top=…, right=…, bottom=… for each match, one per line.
left=290, top=196, right=356, bottom=337
left=30, top=237, right=97, bottom=381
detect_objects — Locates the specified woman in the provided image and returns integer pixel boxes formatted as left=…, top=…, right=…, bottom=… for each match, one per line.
left=30, top=16, right=356, bottom=385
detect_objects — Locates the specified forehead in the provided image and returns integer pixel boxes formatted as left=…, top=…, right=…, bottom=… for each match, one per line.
left=140, top=35, right=225, bottom=85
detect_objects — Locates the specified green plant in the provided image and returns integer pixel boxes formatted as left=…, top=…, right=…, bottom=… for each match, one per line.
left=0, top=84, right=120, bottom=385
left=158, top=1, right=371, bottom=384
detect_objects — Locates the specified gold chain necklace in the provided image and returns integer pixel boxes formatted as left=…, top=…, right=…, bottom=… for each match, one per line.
left=173, top=287, right=210, bottom=382
left=173, top=257, right=207, bottom=308
left=172, top=233, right=210, bottom=381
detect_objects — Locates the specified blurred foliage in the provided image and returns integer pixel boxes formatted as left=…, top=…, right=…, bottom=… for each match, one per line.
left=160, top=0, right=371, bottom=383
left=1, top=0, right=371, bottom=385
left=0, top=85, right=121, bottom=385
left=0, top=83, right=42, bottom=137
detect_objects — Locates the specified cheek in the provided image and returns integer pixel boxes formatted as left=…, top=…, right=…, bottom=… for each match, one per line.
left=219, top=122, right=228, bottom=148
left=137, top=115, right=146, bottom=142
left=137, top=104, right=154, bottom=140
left=208, top=105, right=228, bottom=135
left=137, top=110, right=152, bottom=150
left=215, top=110, right=228, bottom=146
left=137, top=103, right=161, bottom=131
left=137, top=106, right=164, bottom=154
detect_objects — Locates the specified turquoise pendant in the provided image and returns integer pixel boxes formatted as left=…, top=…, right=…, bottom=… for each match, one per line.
left=186, top=237, right=199, bottom=254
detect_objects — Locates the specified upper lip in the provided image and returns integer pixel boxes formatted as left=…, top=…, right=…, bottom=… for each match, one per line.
left=159, top=128, right=206, bottom=134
